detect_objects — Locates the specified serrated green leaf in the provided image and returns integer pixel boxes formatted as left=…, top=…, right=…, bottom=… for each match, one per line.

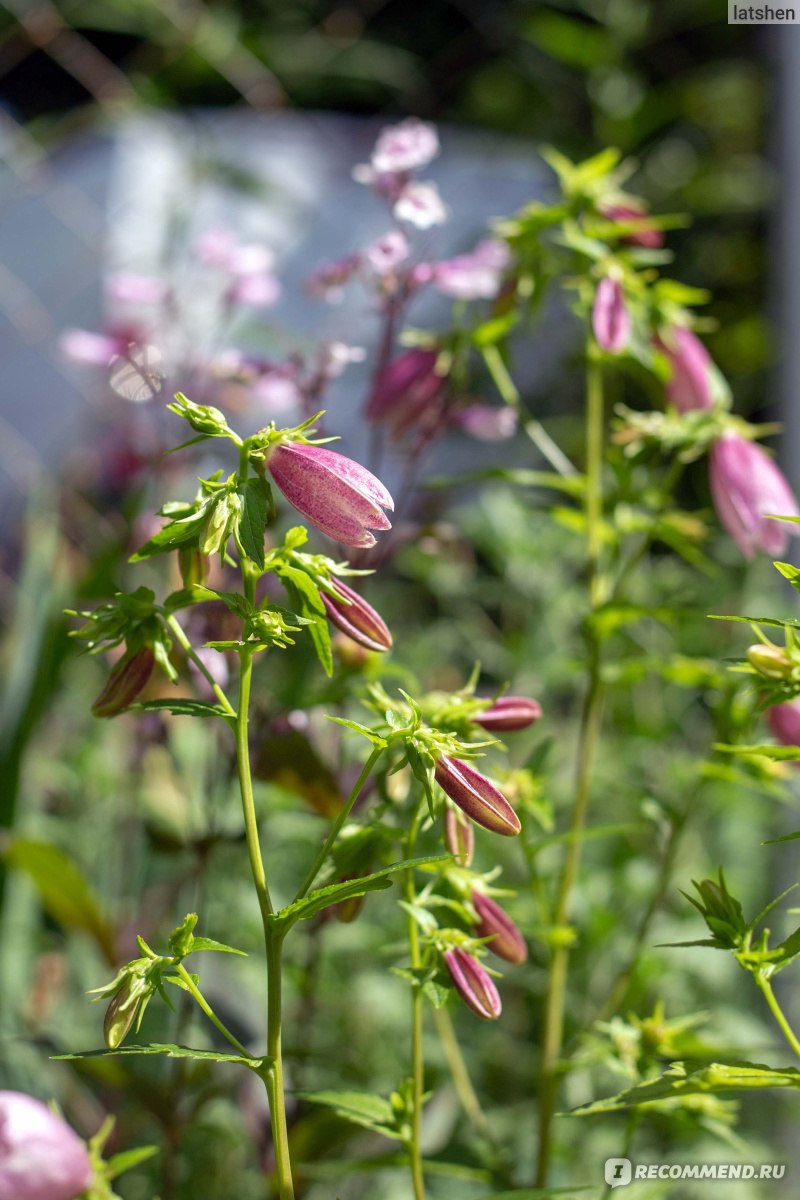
left=53, top=1043, right=268, bottom=1071
left=276, top=563, right=332, bottom=677
left=106, top=1145, right=159, bottom=1180
left=237, top=477, right=269, bottom=570
left=568, top=1060, right=800, bottom=1116
left=190, top=936, right=247, bottom=956
left=296, top=1089, right=401, bottom=1139
left=131, top=699, right=230, bottom=719
left=130, top=508, right=209, bottom=562
left=269, top=856, right=448, bottom=933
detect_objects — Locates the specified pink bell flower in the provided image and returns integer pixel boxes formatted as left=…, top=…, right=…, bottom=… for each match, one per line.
left=321, top=579, right=393, bottom=652
left=0, top=1091, right=93, bottom=1200
left=592, top=277, right=630, bottom=354
left=265, top=443, right=394, bottom=548
left=709, top=433, right=799, bottom=558
left=656, top=327, right=714, bottom=413
left=443, top=947, right=502, bottom=1020
left=475, top=695, right=542, bottom=732
left=472, top=892, right=528, bottom=964
left=434, top=755, right=521, bottom=836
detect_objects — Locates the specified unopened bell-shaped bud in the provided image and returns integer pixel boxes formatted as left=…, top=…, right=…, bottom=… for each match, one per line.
left=475, top=695, right=542, bottom=732
left=443, top=946, right=502, bottom=1020
left=472, top=891, right=528, bottom=964
left=746, top=644, right=793, bottom=680
left=322, top=579, right=393, bottom=652
left=92, top=646, right=155, bottom=718
left=434, top=755, right=521, bottom=837
left=179, top=546, right=209, bottom=588
left=444, top=806, right=475, bottom=867
left=103, top=980, right=142, bottom=1050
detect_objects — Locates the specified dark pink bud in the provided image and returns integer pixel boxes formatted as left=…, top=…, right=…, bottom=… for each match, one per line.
left=266, top=443, right=394, bottom=548
left=443, top=806, right=475, bottom=866
left=0, top=1090, right=93, bottom=1200
left=444, top=947, right=502, bottom=1020
left=475, top=695, right=542, bottom=732
left=472, top=892, right=528, bottom=964
left=709, top=433, right=799, bottom=559
left=321, top=579, right=392, bottom=652
left=654, top=327, right=713, bottom=413
left=365, top=348, right=446, bottom=432
left=599, top=201, right=664, bottom=249
left=92, top=647, right=155, bottom=718
left=592, top=277, right=630, bottom=354
left=767, top=699, right=800, bottom=760
left=434, top=756, right=521, bottom=837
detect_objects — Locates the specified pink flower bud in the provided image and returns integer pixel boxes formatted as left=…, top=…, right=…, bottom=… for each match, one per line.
left=266, top=443, right=394, bottom=548
left=443, top=806, right=474, bottom=866
left=443, top=947, right=502, bottom=1020
left=433, top=240, right=510, bottom=301
left=472, top=892, right=528, bottom=964
left=450, top=404, right=517, bottom=441
left=365, top=349, right=446, bottom=431
left=92, top=647, right=155, bottom=718
left=768, top=699, right=800, bottom=756
left=0, top=1091, right=93, bottom=1200
left=475, top=695, right=542, bottom=732
left=655, top=327, right=713, bottom=413
left=434, top=756, right=521, bottom=837
left=598, top=201, right=664, bottom=249
left=321, top=579, right=392, bottom=652
left=592, top=277, right=630, bottom=354
left=709, top=433, right=799, bottom=558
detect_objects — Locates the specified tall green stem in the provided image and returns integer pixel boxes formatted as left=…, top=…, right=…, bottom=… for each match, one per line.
left=535, top=355, right=606, bottom=1187
left=755, top=974, right=800, bottom=1059
left=405, top=805, right=427, bottom=1200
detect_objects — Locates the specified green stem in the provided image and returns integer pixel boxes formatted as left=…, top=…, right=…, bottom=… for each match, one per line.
left=405, top=805, right=427, bottom=1200
left=266, top=933, right=294, bottom=1200
left=174, top=963, right=250, bottom=1058
left=755, top=974, right=800, bottom=1059
left=166, top=613, right=237, bottom=717
left=237, top=646, right=273, bottom=926
left=434, top=1005, right=491, bottom=1140
left=535, top=354, right=606, bottom=1188
left=294, top=746, right=382, bottom=901
left=482, top=345, right=577, bottom=478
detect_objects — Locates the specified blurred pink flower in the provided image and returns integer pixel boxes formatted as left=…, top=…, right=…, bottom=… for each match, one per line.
left=451, top=404, right=518, bottom=441
left=592, top=277, right=630, bottom=354
left=364, top=230, right=410, bottom=275
left=656, top=327, right=713, bottom=413
left=60, top=328, right=128, bottom=365
left=365, top=348, right=445, bottom=430
left=307, top=254, right=362, bottom=303
left=472, top=891, right=528, bottom=964
left=709, top=433, right=800, bottom=558
left=599, top=200, right=664, bottom=249
left=371, top=117, right=439, bottom=174
left=194, top=227, right=237, bottom=268
left=228, top=274, right=281, bottom=308
left=444, top=947, right=502, bottom=1020
left=393, top=181, right=448, bottom=229
left=105, top=273, right=168, bottom=306
left=0, top=1090, right=93, bottom=1200
left=266, top=443, right=394, bottom=547
left=433, top=240, right=510, bottom=300
left=767, top=699, right=800, bottom=754
left=434, top=755, right=521, bottom=836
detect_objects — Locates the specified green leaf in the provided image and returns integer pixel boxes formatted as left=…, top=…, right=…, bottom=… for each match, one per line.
left=714, top=743, right=800, bottom=761
left=190, top=936, right=247, bottom=956
left=131, top=699, right=230, bottom=719
left=130, top=508, right=209, bottom=562
left=763, top=831, right=800, bottom=845
left=708, top=613, right=800, bottom=630
left=269, top=856, right=448, bottom=934
left=4, top=839, right=115, bottom=961
left=276, top=564, right=332, bottom=677
left=296, top=1089, right=401, bottom=1139
left=471, top=312, right=519, bottom=348
left=568, top=1060, right=800, bottom=1116
left=53, top=1043, right=268, bottom=1071
left=237, top=477, right=270, bottom=570
left=105, top=1145, right=159, bottom=1180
